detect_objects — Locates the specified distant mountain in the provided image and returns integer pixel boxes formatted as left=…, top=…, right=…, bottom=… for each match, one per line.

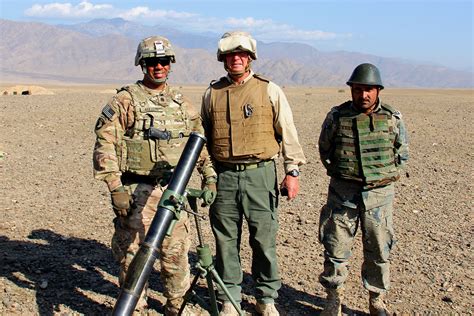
left=1, top=18, right=472, bottom=88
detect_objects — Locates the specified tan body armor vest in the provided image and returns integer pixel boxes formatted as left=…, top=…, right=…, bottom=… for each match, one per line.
left=117, top=83, right=192, bottom=176
left=209, top=75, right=280, bottom=161
left=331, top=101, right=399, bottom=188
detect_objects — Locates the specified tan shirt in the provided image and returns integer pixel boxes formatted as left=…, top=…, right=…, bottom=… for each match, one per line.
left=202, top=71, right=306, bottom=172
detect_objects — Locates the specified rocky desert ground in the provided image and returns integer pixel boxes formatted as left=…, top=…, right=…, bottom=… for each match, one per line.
left=1, top=84, right=472, bottom=315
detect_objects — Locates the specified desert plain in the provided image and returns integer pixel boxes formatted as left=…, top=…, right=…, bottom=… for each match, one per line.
left=1, top=84, right=473, bottom=315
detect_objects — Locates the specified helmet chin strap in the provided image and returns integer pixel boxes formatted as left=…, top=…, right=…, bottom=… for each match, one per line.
left=224, top=60, right=252, bottom=77
left=141, top=64, right=167, bottom=84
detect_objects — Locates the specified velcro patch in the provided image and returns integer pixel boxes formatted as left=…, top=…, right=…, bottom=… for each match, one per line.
left=102, top=104, right=115, bottom=120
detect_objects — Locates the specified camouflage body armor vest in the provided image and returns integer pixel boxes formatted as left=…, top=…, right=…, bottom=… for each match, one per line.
left=331, top=101, right=399, bottom=188
left=118, top=83, right=192, bottom=176
left=209, top=74, right=280, bottom=161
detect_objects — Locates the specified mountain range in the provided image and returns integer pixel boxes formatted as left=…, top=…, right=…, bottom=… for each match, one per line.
left=1, top=18, right=472, bottom=88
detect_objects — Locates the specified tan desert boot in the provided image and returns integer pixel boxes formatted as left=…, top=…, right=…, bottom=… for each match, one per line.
left=219, top=301, right=239, bottom=316
left=369, top=291, right=389, bottom=316
left=255, top=302, right=279, bottom=316
left=164, top=297, right=198, bottom=316
left=321, top=288, right=343, bottom=316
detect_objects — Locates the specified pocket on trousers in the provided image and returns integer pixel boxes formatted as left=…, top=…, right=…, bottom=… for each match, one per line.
left=318, top=204, right=332, bottom=243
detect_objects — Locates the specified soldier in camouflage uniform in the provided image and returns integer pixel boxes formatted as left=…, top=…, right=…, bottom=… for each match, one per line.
left=93, top=36, right=217, bottom=316
left=201, top=31, right=306, bottom=316
left=318, top=63, right=409, bottom=316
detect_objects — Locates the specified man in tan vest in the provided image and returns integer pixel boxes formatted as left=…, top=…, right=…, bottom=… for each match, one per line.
left=201, top=31, right=306, bottom=316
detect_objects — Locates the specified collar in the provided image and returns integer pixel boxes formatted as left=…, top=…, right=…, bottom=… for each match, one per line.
left=137, top=81, right=169, bottom=96
left=225, top=70, right=254, bottom=85
left=350, top=98, right=381, bottom=114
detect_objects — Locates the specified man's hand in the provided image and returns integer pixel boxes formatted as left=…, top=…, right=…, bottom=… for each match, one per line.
left=280, top=175, right=299, bottom=201
left=111, top=186, right=132, bottom=217
left=201, top=182, right=217, bottom=206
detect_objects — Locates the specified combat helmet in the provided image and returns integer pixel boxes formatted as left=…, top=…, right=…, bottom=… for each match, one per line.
left=217, top=31, right=257, bottom=61
left=135, top=36, right=176, bottom=66
left=346, top=63, right=384, bottom=89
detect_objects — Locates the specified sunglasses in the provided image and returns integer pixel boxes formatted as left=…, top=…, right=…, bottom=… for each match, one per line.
left=144, top=57, right=171, bottom=66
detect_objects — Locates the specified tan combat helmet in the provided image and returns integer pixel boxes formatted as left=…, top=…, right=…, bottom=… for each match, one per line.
left=217, top=31, right=257, bottom=62
left=134, top=36, right=176, bottom=66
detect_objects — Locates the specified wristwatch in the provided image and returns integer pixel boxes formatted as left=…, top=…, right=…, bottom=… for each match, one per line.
left=287, top=169, right=300, bottom=177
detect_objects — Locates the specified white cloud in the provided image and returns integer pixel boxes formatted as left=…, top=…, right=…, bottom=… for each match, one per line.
left=118, top=7, right=197, bottom=20
left=25, top=1, right=114, bottom=18
left=24, top=1, right=349, bottom=43
left=223, top=17, right=343, bottom=41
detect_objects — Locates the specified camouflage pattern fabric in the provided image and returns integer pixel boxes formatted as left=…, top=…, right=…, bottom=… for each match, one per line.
left=93, top=82, right=216, bottom=192
left=318, top=178, right=395, bottom=292
left=111, top=182, right=191, bottom=308
left=318, top=99, right=408, bottom=293
left=93, top=82, right=215, bottom=312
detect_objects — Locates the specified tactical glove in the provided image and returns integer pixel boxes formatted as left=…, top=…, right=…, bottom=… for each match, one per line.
left=111, top=186, right=132, bottom=217
left=201, top=183, right=217, bottom=206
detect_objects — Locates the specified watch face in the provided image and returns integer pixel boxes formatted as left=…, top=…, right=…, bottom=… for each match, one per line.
left=288, top=169, right=300, bottom=177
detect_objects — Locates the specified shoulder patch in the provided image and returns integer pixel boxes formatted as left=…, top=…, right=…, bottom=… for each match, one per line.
left=101, top=104, right=115, bottom=120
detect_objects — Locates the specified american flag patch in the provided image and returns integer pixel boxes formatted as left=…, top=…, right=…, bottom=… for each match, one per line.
left=102, top=104, right=115, bottom=120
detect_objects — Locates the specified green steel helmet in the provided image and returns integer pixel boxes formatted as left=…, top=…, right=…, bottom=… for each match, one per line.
left=134, top=36, right=176, bottom=66
left=217, top=31, right=257, bottom=62
left=346, top=63, right=384, bottom=89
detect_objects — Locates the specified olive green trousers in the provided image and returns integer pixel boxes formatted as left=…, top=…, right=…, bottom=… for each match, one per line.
left=210, top=162, right=280, bottom=304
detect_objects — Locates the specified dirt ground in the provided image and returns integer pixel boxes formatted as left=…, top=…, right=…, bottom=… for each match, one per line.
left=1, top=85, right=472, bottom=315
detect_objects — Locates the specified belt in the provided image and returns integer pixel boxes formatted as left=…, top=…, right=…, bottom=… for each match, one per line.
left=217, top=160, right=273, bottom=171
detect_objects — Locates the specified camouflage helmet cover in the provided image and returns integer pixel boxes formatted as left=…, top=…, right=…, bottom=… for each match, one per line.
left=217, top=31, right=257, bottom=62
left=135, top=36, right=176, bottom=66
left=346, top=63, right=384, bottom=89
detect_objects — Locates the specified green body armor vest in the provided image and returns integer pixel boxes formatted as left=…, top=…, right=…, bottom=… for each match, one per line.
left=332, top=102, right=400, bottom=188
left=118, top=83, right=192, bottom=176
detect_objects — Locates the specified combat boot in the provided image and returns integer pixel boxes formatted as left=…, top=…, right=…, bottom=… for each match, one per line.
left=321, top=288, right=343, bottom=316
left=164, top=297, right=197, bottom=316
left=368, top=291, right=389, bottom=316
left=256, top=302, right=279, bottom=316
left=219, top=301, right=239, bottom=316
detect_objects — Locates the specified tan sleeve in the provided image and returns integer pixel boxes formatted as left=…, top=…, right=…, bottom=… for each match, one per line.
left=92, top=91, right=134, bottom=191
left=267, top=82, right=307, bottom=172
left=182, top=94, right=217, bottom=180
left=200, top=87, right=213, bottom=138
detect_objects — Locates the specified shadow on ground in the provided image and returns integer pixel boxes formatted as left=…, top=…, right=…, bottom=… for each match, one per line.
left=1, top=229, right=365, bottom=315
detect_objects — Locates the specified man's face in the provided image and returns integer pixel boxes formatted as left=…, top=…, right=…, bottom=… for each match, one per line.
left=350, top=83, right=380, bottom=113
left=224, top=51, right=250, bottom=75
left=143, top=57, right=171, bottom=84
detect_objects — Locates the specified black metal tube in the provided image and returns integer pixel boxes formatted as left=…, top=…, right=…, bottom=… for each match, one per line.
left=112, top=132, right=207, bottom=316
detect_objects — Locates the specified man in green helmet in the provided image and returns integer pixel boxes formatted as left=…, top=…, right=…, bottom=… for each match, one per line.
left=92, top=36, right=217, bottom=316
left=317, top=63, right=409, bottom=315
left=201, top=31, right=306, bottom=316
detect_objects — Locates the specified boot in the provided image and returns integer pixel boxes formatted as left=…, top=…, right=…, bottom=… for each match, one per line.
left=164, top=297, right=197, bottom=316
left=219, top=301, right=239, bottom=316
left=321, top=288, right=343, bottom=316
left=369, top=291, right=389, bottom=316
left=256, top=302, right=279, bottom=316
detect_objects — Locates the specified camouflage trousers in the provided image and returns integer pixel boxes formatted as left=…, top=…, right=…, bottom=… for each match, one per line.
left=318, top=178, right=395, bottom=293
left=111, top=182, right=191, bottom=309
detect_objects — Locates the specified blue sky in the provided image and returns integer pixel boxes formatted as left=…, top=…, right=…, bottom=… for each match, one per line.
left=1, top=0, right=472, bottom=71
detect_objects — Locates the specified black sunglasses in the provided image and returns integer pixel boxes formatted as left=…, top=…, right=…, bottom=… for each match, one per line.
left=144, top=57, right=171, bottom=66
